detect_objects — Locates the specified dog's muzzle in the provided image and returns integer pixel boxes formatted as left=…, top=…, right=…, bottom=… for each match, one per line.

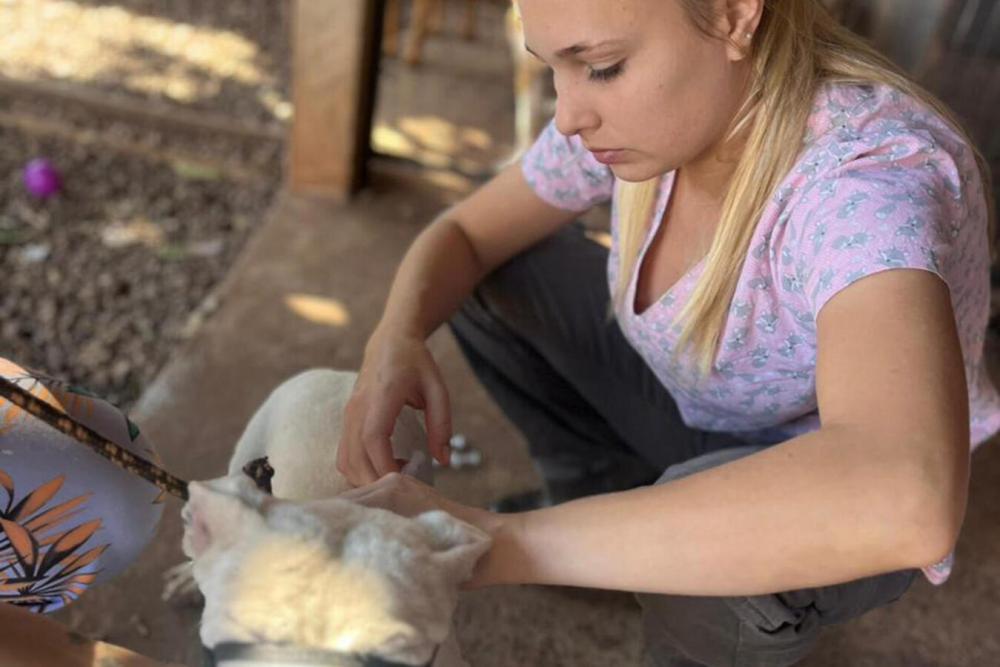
left=205, top=642, right=437, bottom=667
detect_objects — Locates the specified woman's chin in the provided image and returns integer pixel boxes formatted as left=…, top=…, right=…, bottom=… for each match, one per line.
left=610, top=163, right=663, bottom=183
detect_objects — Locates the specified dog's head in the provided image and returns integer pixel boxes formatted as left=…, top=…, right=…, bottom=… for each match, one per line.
left=182, top=474, right=491, bottom=665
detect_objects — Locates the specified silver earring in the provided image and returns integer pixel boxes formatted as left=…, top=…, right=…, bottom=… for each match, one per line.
left=745, top=31, right=753, bottom=40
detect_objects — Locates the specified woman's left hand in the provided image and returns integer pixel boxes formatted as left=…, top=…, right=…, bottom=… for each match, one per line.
left=338, top=471, right=498, bottom=533
left=339, top=472, right=528, bottom=589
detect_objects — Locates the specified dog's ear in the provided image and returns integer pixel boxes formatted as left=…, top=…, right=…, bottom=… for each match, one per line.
left=182, top=476, right=267, bottom=559
left=414, top=511, right=492, bottom=581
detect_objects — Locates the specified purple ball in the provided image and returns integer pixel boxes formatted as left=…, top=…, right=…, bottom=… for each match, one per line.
left=23, top=158, right=62, bottom=199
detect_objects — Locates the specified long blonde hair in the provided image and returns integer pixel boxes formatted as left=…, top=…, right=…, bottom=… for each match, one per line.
left=614, top=0, right=996, bottom=375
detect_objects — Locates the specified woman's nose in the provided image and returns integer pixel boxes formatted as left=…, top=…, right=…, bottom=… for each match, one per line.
left=553, top=81, right=600, bottom=138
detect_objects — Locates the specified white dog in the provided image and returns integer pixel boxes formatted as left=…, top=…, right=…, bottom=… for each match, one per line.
left=169, top=369, right=491, bottom=667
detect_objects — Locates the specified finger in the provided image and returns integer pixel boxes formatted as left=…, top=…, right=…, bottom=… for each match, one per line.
left=336, top=400, right=360, bottom=483
left=336, top=410, right=358, bottom=481
left=338, top=397, right=372, bottom=487
left=363, top=398, right=404, bottom=477
left=345, top=396, right=384, bottom=486
left=337, top=479, right=383, bottom=506
left=420, top=368, right=452, bottom=466
left=350, top=442, right=382, bottom=486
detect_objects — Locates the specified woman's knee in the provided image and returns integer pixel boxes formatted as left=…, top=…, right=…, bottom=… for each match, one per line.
left=638, top=590, right=821, bottom=667
left=637, top=567, right=917, bottom=667
left=452, top=222, right=608, bottom=341
left=641, top=449, right=918, bottom=665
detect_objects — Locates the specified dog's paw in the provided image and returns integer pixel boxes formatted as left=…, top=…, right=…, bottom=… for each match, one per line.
left=161, top=561, right=203, bottom=608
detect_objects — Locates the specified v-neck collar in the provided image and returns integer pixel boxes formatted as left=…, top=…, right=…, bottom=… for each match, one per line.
left=626, top=171, right=708, bottom=319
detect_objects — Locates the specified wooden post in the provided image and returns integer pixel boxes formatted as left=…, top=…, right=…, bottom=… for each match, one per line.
left=383, top=0, right=401, bottom=58
left=288, top=0, right=382, bottom=200
left=404, top=0, right=437, bottom=65
left=463, top=0, right=479, bottom=40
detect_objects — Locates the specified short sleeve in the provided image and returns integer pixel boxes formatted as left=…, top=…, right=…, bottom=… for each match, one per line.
left=520, top=119, right=615, bottom=212
left=780, top=139, right=984, bottom=319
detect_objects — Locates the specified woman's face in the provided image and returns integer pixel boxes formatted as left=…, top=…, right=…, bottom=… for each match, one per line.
left=519, top=0, right=755, bottom=183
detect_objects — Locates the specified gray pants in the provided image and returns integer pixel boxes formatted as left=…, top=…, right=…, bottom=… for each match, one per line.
left=448, top=224, right=916, bottom=666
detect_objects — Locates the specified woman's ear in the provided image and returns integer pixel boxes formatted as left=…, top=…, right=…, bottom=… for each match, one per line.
left=719, top=0, right=764, bottom=61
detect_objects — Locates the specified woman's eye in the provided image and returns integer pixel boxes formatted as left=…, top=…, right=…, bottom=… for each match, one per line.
left=588, top=61, right=625, bottom=82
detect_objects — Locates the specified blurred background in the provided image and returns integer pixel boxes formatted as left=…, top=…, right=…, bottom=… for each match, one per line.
left=1, top=2, right=999, bottom=666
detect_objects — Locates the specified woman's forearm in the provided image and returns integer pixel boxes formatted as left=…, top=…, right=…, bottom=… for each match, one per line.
left=374, top=216, right=487, bottom=342
left=476, top=424, right=959, bottom=596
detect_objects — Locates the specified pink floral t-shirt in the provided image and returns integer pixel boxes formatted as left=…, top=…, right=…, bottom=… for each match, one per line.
left=521, top=82, right=1000, bottom=585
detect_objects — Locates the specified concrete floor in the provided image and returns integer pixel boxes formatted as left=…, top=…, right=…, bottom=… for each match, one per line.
left=53, top=4, right=1000, bottom=665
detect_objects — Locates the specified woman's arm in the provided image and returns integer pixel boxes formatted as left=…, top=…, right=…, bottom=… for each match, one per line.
left=475, top=269, right=970, bottom=595
left=338, top=163, right=582, bottom=484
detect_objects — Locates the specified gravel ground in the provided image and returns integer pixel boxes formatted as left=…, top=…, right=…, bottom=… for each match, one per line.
left=0, top=1, right=290, bottom=410
left=0, top=101, right=279, bottom=410
left=2, top=0, right=291, bottom=130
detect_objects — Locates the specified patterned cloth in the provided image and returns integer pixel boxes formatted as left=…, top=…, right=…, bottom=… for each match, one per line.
left=0, top=359, right=165, bottom=612
left=521, top=82, right=1000, bottom=585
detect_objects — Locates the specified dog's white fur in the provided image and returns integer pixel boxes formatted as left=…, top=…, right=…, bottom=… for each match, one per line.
left=226, top=368, right=431, bottom=499
left=174, top=369, right=491, bottom=667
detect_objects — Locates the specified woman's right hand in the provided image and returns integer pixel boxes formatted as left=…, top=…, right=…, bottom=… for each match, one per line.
left=337, top=328, right=452, bottom=486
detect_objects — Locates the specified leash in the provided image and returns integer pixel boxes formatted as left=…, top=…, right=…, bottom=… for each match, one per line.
left=0, top=375, right=191, bottom=500
left=0, top=376, right=277, bottom=501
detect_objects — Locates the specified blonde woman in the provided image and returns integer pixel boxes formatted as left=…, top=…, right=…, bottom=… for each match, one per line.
left=336, top=0, right=998, bottom=663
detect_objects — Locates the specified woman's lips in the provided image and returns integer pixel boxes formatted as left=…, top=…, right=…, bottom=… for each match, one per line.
left=590, top=149, right=625, bottom=165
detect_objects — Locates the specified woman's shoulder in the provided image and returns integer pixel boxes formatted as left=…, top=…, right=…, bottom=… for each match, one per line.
left=803, top=81, right=974, bottom=170
left=777, top=80, right=985, bottom=226
left=758, top=82, right=990, bottom=321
